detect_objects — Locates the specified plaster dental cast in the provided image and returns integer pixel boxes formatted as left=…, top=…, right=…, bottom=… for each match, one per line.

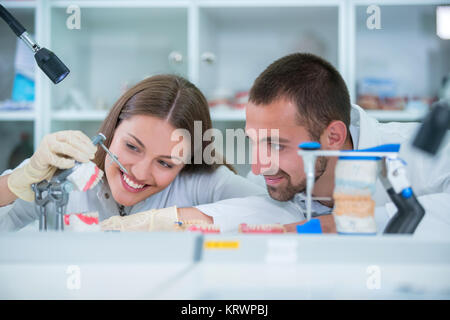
left=0, top=74, right=265, bottom=231
left=111, top=53, right=449, bottom=236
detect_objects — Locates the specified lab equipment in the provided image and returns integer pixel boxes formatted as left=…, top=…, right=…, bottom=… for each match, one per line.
left=33, top=160, right=103, bottom=231
left=33, top=132, right=118, bottom=231
left=0, top=4, right=69, bottom=84
left=297, top=143, right=425, bottom=234
left=413, top=99, right=450, bottom=156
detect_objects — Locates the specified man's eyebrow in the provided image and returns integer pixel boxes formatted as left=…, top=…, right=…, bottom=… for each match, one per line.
left=128, top=133, right=146, bottom=149
left=260, top=136, right=290, bottom=143
left=244, top=132, right=289, bottom=143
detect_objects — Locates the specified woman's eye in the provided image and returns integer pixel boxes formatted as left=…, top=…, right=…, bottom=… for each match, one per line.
left=158, top=160, right=173, bottom=169
left=126, top=143, right=138, bottom=152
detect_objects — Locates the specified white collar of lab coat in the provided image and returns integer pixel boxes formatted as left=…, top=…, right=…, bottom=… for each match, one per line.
left=350, top=104, right=382, bottom=150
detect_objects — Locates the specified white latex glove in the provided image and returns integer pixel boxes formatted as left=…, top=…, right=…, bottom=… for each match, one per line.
left=7, top=130, right=97, bottom=202
left=100, top=206, right=179, bottom=232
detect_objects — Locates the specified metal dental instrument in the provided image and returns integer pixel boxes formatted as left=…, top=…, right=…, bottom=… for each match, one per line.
left=92, top=133, right=129, bottom=175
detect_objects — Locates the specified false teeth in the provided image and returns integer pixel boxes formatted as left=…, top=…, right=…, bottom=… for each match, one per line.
left=67, top=161, right=104, bottom=192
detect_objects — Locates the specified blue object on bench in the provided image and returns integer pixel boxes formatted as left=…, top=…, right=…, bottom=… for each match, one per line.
left=296, top=218, right=322, bottom=234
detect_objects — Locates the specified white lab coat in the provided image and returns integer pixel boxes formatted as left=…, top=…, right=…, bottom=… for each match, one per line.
left=197, top=105, right=450, bottom=237
left=0, top=165, right=266, bottom=231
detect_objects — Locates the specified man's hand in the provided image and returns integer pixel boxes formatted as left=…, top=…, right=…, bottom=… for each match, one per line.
left=283, top=214, right=337, bottom=234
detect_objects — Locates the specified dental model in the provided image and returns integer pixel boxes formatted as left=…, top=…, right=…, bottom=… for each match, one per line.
left=175, top=220, right=221, bottom=233
left=238, top=223, right=286, bottom=234
left=63, top=211, right=100, bottom=232
left=332, top=158, right=379, bottom=234
left=66, top=161, right=104, bottom=192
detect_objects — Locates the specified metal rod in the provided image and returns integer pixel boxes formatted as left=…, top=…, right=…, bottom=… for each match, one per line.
left=99, top=144, right=129, bottom=174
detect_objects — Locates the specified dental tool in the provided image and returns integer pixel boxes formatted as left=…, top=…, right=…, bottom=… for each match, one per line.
left=92, top=133, right=129, bottom=175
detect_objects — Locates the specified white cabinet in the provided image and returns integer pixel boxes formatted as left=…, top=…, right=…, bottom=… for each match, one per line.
left=50, top=3, right=189, bottom=136
left=198, top=5, right=339, bottom=98
left=0, top=0, right=448, bottom=174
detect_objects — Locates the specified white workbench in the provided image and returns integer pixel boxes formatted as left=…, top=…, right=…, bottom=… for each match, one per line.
left=0, top=231, right=201, bottom=299
left=157, top=234, right=450, bottom=300
left=1, top=232, right=449, bottom=299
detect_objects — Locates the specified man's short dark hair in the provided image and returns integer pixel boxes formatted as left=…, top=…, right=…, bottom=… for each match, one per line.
left=249, top=53, right=351, bottom=141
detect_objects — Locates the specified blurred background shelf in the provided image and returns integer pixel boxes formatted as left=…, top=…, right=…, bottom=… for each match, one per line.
left=0, top=0, right=449, bottom=175
left=210, top=108, right=429, bottom=123
left=0, top=111, right=35, bottom=121
left=365, top=109, right=428, bottom=122
left=210, top=108, right=246, bottom=121
left=51, top=110, right=108, bottom=121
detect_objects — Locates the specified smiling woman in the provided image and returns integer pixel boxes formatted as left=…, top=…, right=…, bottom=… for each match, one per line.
left=0, top=75, right=265, bottom=231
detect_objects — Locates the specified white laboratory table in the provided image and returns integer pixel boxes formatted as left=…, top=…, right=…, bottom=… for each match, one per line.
left=1, top=231, right=450, bottom=299
left=0, top=231, right=202, bottom=299
left=157, top=234, right=450, bottom=300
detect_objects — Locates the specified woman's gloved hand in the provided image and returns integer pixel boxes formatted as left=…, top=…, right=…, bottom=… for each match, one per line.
left=7, top=130, right=97, bottom=202
left=100, top=206, right=179, bottom=232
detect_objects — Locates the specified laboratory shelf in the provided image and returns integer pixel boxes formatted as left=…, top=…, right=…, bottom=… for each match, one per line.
left=366, top=109, right=428, bottom=122
left=210, top=108, right=246, bottom=121
left=0, top=0, right=36, bottom=9
left=51, top=110, right=108, bottom=121
left=210, top=108, right=428, bottom=122
left=0, top=111, right=35, bottom=121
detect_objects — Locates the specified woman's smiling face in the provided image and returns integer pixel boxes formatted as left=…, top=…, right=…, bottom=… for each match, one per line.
left=105, top=114, right=188, bottom=206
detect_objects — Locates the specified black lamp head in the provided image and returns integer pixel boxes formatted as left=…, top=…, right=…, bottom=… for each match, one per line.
left=34, top=47, right=70, bottom=84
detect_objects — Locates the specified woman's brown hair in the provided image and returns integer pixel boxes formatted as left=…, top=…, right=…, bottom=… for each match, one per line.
left=93, top=74, right=236, bottom=174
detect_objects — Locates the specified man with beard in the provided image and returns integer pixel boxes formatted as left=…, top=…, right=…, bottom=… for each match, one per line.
left=182, top=52, right=450, bottom=236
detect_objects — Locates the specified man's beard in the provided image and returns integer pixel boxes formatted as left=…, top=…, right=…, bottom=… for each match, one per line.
left=266, top=156, right=328, bottom=201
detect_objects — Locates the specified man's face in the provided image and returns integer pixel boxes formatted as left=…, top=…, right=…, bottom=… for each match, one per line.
left=245, top=98, right=327, bottom=201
